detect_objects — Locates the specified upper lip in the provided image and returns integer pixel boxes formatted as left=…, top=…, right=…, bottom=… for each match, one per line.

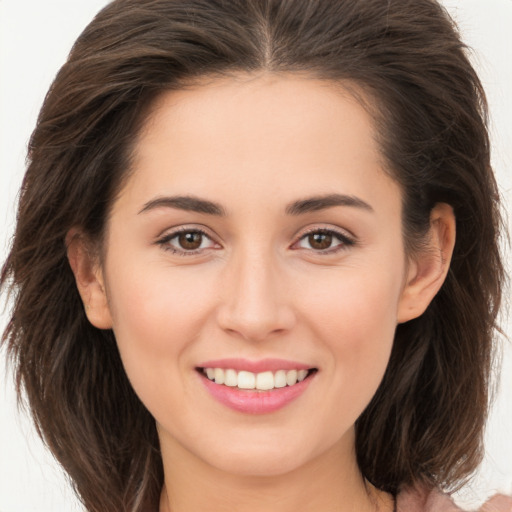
left=196, top=358, right=315, bottom=373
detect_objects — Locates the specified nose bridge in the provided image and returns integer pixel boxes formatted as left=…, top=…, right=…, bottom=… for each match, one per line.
left=217, top=241, right=295, bottom=341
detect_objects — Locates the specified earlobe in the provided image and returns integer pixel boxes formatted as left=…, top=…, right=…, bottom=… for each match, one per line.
left=397, top=203, right=456, bottom=324
left=66, top=229, right=113, bottom=329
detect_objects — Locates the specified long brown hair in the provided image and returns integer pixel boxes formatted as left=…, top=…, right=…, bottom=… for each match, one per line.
left=1, top=0, right=505, bottom=510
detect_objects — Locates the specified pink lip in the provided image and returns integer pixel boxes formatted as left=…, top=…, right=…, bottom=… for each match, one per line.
left=196, top=362, right=316, bottom=414
left=196, top=358, right=313, bottom=373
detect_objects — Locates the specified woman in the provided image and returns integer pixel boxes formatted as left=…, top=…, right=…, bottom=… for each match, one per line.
left=1, top=0, right=510, bottom=511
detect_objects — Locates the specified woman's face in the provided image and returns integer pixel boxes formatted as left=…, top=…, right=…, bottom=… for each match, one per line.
left=91, top=74, right=418, bottom=476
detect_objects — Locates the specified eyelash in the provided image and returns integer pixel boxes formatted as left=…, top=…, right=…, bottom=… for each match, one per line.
left=156, top=226, right=356, bottom=257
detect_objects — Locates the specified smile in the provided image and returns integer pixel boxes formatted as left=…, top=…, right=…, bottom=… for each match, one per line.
left=196, top=361, right=317, bottom=414
left=201, top=367, right=313, bottom=391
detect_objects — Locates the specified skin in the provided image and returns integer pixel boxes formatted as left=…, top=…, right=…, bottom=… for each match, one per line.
left=68, top=73, right=456, bottom=512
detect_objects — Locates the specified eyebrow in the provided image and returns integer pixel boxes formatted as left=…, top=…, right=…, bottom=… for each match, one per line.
left=285, top=193, right=374, bottom=215
left=138, top=193, right=373, bottom=216
left=139, top=196, right=227, bottom=216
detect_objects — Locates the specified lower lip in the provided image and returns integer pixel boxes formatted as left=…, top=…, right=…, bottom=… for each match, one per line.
left=199, top=372, right=314, bottom=414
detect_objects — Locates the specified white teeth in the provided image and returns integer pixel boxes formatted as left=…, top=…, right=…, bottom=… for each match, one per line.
left=256, top=371, right=274, bottom=391
left=297, top=369, right=308, bottom=382
left=224, top=369, right=238, bottom=387
left=286, top=369, right=298, bottom=386
left=202, top=367, right=312, bottom=390
left=237, top=371, right=256, bottom=389
left=274, top=370, right=287, bottom=388
left=214, top=368, right=225, bottom=385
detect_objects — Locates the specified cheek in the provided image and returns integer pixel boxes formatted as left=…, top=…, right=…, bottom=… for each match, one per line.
left=300, top=266, right=401, bottom=402
left=303, top=264, right=401, bottom=343
left=107, top=261, right=212, bottom=342
left=103, top=259, right=217, bottom=399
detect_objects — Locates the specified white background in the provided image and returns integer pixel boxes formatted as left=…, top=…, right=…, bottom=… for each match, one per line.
left=0, top=1, right=510, bottom=511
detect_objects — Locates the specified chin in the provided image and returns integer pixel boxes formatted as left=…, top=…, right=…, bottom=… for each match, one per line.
left=213, top=452, right=308, bottom=478
left=195, top=435, right=322, bottom=478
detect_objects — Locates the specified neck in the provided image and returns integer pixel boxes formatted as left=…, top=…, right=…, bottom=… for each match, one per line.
left=158, top=429, right=394, bottom=512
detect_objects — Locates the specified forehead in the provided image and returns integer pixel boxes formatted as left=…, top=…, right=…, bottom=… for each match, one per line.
left=138, top=73, right=378, bottom=157
left=119, top=72, right=399, bottom=218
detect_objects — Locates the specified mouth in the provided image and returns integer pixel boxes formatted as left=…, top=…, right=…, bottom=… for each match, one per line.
left=195, top=358, right=318, bottom=413
left=197, top=367, right=318, bottom=392
left=196, top=359, right=318, bottom=415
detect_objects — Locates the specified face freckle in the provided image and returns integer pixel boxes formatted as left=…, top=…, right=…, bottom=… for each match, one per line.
left=100, top=72, right=409, bottom=478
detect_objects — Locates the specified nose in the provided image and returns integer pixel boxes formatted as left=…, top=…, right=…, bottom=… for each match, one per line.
left=216, top=250, right=296, bottom=342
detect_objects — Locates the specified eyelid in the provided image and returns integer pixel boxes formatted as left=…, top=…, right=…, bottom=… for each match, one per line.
left=155, top=223, right=217, bottom=239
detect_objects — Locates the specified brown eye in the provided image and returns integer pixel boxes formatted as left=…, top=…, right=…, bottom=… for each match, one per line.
left=178, top=231, right=203, bottom=250
left=308, top=232, right=333, bottom=250
left=157, top=228, right=217, bottom=255
left=294, top=228, right=355, bottom=254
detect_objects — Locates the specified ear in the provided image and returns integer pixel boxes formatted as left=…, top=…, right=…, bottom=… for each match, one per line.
left=397, top=203, right=456, bottom=323
left=66, top=229, right=113, bottom=329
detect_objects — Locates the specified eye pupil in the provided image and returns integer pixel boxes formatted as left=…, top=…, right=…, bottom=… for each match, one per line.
left=309, top=232, right=332, bottom=250
left=179, top=232, right=202, bottom=250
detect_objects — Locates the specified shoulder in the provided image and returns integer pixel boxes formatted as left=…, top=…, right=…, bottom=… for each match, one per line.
left=397, top=485, right=462, bottom=512
left=397, top=485, right=512, bottom=512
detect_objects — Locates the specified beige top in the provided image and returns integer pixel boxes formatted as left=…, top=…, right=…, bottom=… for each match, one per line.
left=397, top=486, right=512, bottom=512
